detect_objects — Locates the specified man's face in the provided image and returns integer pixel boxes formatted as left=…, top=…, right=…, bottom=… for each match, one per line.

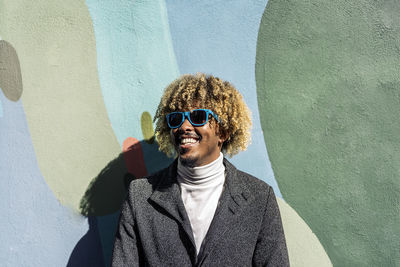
left=170, top=109, right=224, bottom=167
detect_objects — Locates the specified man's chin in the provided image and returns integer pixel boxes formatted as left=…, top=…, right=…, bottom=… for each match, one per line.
left=179, top=155, right=198, bottom=168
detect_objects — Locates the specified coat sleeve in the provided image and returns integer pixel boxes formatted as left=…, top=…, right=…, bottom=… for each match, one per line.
left=252, top=187, right=290, bottom=267
left=111, top=188, right=143, bottom=267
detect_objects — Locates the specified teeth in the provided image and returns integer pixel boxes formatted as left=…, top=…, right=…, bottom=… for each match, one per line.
left=181, top=138, right=198, bottom=144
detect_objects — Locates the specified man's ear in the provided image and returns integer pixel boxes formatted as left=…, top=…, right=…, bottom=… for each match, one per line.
left=218, top=131, right=228, bottom=146
left=214, top=122, right=227, bottom=146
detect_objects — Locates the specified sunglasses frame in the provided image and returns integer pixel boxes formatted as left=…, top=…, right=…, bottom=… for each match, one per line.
left=166, top=109, right=220, bottom=129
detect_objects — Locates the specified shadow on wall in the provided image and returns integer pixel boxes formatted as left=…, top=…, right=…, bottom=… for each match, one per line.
left=68, top=138, right=172, bottom=266
left=67, top=216, right=105, bottom=267
left=79, top=152, right=129, bottom=217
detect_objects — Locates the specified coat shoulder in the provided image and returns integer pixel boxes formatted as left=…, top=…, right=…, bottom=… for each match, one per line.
left=224, top=158, right=274, bottom=202
left=235, top=169, right=273, bottom=199
left=126, top=165, right=171, bottom=198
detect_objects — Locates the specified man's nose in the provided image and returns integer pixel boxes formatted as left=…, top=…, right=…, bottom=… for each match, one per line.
left=179, top=118, right=193, bottom=131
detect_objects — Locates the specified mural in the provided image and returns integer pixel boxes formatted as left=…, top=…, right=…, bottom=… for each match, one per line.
left=0, top=0, right=398, bottom=266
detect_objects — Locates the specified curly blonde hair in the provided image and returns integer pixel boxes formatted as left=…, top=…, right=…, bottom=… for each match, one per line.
left=154, top=73, right=252, bottom=157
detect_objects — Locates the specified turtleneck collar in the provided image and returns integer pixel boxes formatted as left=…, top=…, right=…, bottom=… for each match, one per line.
left=177, top=152, right=225, bottom=186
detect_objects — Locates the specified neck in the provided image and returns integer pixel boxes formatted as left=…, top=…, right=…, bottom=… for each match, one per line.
left=177, top=153, right=224, bottom=185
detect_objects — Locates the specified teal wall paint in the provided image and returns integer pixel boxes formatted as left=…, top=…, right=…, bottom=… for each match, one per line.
left=86, top=0, right=179, bottom=146
left=256, top=0, right=400, bottom=265
left=83, top=1, right=179, bottom=264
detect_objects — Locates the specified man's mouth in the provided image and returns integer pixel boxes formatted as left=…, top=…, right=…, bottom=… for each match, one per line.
left=177, top=135, right=201, bottom=147
left=180, top=137, right=198, bottom=144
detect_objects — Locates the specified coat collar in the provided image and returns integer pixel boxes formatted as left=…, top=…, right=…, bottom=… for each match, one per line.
left=148, top=158, right=255, bottom=260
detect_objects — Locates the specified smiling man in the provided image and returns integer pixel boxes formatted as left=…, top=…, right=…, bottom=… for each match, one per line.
left=112, top=73, right=289, bottom=266
left=168, top=108, right=223, bottom=167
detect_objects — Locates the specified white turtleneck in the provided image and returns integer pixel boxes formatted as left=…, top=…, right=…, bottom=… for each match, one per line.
left=177, top=152, right=225, bottom=254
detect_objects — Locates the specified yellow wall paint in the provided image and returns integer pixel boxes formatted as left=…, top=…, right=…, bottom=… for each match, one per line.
left=0, top=0, right=122, bottom=212
left=141, top=111, right=155, bottom=144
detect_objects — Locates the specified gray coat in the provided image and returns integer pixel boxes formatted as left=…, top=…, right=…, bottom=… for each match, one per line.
left=112, top=159, right=289, bottom=266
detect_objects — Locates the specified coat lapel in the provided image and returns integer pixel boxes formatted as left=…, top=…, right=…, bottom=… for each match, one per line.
left=148, top=160, right=196, bottom=247
left=197, top=159, right=254, bottom=261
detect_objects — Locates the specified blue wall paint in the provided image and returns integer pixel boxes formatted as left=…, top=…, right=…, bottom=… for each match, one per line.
left=0, top=93, right=97, bottom=266
left=164, top=0, right=282, bottom=196
left=0, top=87, right=4, bottom=118
left=86, top=0, right=180, bottom=146
left=0, top=97, right=3, bottom=117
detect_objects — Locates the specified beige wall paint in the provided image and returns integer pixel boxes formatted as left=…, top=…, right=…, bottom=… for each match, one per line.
left=0, top=0, right=121, bottom=212
left=277, top=197, right=332, bottom=267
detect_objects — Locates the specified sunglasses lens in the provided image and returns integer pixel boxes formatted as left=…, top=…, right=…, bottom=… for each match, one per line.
left=168, top=113, right=183, bottom=127
left=190, top=110, right=207, bottom=125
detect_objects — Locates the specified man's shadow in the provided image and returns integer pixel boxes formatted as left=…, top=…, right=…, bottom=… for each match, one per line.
left=67, top=139, right=173, bottom=267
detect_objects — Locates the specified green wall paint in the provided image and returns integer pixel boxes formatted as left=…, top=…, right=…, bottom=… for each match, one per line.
left=256, top=0, right=400, bottom=265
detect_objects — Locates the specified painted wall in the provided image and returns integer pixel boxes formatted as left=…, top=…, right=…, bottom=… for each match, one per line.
left=0, top=0, right=398, bottom=266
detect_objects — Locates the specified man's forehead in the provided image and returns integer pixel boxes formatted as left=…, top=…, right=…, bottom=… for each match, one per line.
left=174, top=100, right=207, bottom=111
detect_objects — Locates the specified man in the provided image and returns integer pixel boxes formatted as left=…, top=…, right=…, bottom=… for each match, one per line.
left=112, top=73, right=289, bottom=266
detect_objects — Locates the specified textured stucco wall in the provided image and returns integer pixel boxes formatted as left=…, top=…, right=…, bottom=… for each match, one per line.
left=0, top=0, right=398, bottom=266
left=0, top=0, right=122, bottom=212
left=256, top=0, right=400, bottom=266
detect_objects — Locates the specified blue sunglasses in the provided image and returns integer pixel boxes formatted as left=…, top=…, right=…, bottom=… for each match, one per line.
left=166, top=109, right=220, bottom=129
